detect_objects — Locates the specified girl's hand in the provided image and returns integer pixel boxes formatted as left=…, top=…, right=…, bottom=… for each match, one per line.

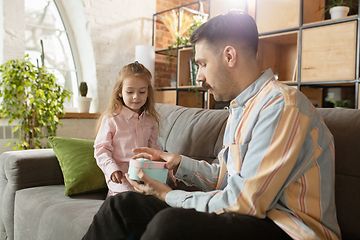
left=132, top=147, right=182, bottom=171
left=111, top=171, right=123, bottom=183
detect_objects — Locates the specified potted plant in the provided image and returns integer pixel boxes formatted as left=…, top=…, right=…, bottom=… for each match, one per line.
left=335, top=99, right=351, bottom=108
left=77, top=81, right=92, bottom=113
left=0, top=55, right=71, bottom=150
left=321, top=0, right=357, bottom=20
left=164, top=13, right=208, bottom=73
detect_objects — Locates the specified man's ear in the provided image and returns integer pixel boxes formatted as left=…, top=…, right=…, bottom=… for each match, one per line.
left=224, top=46, right=236, bottom=67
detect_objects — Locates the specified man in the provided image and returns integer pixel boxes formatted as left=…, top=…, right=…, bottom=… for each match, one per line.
left=83, top=10, right=340, bottom=240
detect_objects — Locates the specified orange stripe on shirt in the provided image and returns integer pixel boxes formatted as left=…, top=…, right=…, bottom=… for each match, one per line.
left=195, top=172, right=217, bottom=188
left=247, top=110, right=301, bottom=216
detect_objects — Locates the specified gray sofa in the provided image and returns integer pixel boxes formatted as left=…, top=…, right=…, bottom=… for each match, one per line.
left=0, top=103, right=359, bottom=240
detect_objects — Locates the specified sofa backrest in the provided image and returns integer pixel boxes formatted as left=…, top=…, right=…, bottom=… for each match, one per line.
left=317, top=108, right=360, bottom=240
left=156, top=104, right=229, bottom=191
left=156, top=104, right=229, bottom=163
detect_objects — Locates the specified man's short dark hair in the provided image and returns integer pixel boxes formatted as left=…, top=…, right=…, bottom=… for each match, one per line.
left=190, top=10, right=259, bottom=56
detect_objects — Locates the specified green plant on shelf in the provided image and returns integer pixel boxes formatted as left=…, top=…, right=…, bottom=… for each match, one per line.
left=320, top=0, right=358, bottom=20
left=166, top=14, right=208, bottom=70
left=334, top=99, right=350, bottom=108
left=326, top=94, right=351, bottom=108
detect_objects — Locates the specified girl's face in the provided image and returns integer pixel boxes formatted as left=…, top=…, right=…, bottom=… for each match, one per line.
left=120, top=76, right=149, bottom=114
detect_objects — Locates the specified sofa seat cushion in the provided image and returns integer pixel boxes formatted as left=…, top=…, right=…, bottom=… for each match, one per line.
left=14, top=185, right=105, bottom=240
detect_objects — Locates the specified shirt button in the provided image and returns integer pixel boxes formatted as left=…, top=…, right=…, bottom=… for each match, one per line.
left=222, top=145, right=225, bottom=148
left=183, top=175, right=187, bottom=178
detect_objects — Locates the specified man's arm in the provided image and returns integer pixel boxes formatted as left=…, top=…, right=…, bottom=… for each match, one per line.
left=164, top=104, right=311, bottom=217
left=129, top=104, right=312, bottom=218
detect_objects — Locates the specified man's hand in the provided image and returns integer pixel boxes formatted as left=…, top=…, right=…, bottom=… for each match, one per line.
left=132, top=147, right=182, bottom=171
left=125, top=169, right=172, bottom=202
left=111, top=171, right=123, bottom=183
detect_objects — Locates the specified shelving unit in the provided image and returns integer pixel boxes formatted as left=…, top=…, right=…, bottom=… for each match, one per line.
left=152, top=1, right=210, bottom=109
left=153, top=0, right=360, bottom=109
left=256, top=0, right=360, bottom=109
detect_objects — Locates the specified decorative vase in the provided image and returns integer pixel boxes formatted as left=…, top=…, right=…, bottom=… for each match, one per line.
left=77, top=97, right=92, bottom=113
left=329, top=6, right=350, bottom=20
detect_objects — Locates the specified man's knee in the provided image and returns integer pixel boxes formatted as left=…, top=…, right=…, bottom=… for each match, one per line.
left=107, top=191, right=144, bottom=208
left=142, top=208, right=184, bottom=239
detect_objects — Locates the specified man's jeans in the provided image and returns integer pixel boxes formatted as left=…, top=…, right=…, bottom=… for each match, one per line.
left=82, top=191, right=292, bottom=240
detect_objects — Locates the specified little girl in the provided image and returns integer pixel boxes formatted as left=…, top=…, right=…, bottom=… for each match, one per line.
left=94, top=62, right=161, bottom=197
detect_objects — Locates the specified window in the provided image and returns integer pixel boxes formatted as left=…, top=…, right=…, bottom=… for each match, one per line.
left=25, top=0, right=78, bottom=106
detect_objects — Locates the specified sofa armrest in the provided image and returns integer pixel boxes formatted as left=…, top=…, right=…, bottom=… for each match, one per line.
left=0, top=149, right=64, bottom=188
left=0, top=149, right=63, bottom=240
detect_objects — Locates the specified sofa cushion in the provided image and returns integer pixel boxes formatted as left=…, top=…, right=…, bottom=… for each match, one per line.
left=48, top=137, right=107, bottom=196
left=156, top=104, right=229, bottom=191
left=156, top=104, right=229, bottom=161
left=14, top=185, right=106, bottom=240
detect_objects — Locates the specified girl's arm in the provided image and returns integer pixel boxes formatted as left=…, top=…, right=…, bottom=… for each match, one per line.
left=94, top=116, right=122, bottom=179
left=148, top=123, right=161, bottom=150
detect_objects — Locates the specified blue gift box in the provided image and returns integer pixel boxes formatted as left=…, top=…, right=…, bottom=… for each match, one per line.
left=128, top=158, right=169, bottom=183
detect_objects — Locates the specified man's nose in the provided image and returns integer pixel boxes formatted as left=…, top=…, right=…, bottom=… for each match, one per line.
left=196, top=69, right=205, bottom=83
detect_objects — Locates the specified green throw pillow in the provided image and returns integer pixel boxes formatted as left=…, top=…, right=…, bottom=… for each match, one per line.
left=48, top=136, right=107, bottom=196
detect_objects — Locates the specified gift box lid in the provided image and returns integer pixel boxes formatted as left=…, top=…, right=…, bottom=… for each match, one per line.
left=129, top=158, right=166, bottom=169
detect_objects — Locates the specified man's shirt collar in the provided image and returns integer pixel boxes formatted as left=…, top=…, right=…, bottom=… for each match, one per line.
left=230, top=68, right=274, bottom=109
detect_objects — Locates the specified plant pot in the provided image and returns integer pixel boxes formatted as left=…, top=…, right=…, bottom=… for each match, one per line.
left=329, top=6, right=350, bottom=20
left=77, top=97, right=92, bottom=113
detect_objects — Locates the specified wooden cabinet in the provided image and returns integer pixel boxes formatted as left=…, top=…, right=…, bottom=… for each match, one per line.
left=301, top=21, right=357, bottom=82
left=255, top=0, right=359, bottom=109
left=258, top=31, right=299, bottom=83
left=256, top=0, right=300, bottom=33
left=154, top=0, right=360, bottom=109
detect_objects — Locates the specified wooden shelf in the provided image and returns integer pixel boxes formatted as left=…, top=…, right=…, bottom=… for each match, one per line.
left=177, top=90, right=204, bottom=108
left=301, top=21, right=357, bottom=82
left=154, top=0, right=360, bottom=109
left=177, top=48, right=196, bottom=87
left=256, top=0, right=300, bottom=34
left=155, top=90, right=177, bottom=105
left=153, top=1, right=211, bottom=108
left=258, top=31, right=299, bottom=82
left=60, top=113, right=99, bottom=119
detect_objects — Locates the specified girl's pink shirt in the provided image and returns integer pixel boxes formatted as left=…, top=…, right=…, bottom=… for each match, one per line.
left=94, top=106, right=160, bottom=195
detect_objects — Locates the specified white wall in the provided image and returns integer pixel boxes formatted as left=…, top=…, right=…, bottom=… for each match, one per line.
left=1, top=0, right=25, bottom=62
left=82, top=0, right=156, bottom=113
left=0, top=0, right=156, bottom=153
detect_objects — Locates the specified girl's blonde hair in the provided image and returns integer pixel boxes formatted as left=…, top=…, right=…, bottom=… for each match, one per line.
left=95, top=62, right=160, bottom=135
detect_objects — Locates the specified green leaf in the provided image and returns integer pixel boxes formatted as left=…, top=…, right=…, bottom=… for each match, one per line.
left=0, top=55, right=71, bottom=150
left=12, top=125, right=20, bottom=132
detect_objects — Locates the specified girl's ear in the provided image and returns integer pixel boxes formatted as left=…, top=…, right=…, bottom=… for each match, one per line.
left=118, top=92, right=122, bottom=98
